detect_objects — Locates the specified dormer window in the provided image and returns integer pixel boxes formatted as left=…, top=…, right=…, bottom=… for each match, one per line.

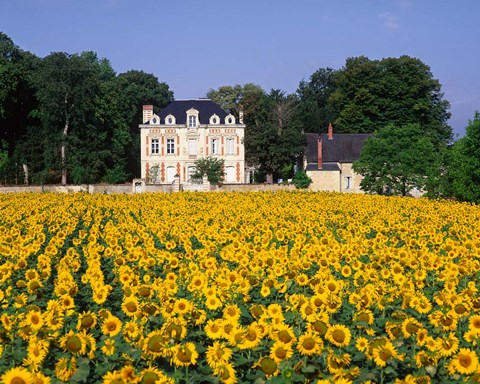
left=165, top=114, right=175, bottom=125
left=152, top=117, right=158, bottom=124
left=186, top=108, right=199, bottom=128
left=225, top=114, right=235, bottom=124
left=210, top=114, right=220, bottom=125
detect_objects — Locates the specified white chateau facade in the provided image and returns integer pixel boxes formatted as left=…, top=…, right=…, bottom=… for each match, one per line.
left=139, top=99, right=246, bottom=184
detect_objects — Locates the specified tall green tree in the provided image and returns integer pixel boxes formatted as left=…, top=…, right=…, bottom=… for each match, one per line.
left=109, top=70, right=173, bottom=178
left=329, top=56, right=452, bottom=145
left=32, top=52, right=103, bottom=184
left=353, top=123, right=440, bottom=196
left=0, top=32, right=39, bottom=184
left=296, top=67, right=337, bottom=133
left=449, top=112, right=480, bottom=203
left=244, top=89, right=304, bottom=179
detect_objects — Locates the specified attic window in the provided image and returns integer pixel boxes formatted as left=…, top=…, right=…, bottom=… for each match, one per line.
left=168, top=117, right=173, bottom=124
left=152, top=117, right=157, bottom=124
left=189, top=115, right=197, bottom=128
left=228, top=117, right=232, bottom=124
left=212, top=117, right=218, bottom=124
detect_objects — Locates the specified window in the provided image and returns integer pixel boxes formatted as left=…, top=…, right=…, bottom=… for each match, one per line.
left=167, top=138, right=175, bottom=154
left=151, top=138, right=159, bottom=155
left=345, top=176, right=352, bottom=190
left=211, top=138, right=219, bottom=155
left=188, top=138, right=197, bottom=155
left=226, top=138, right=235, bottom=155
left=168, top=117, right=173, bottom=124
left=189, top=115, right=197, bottom=128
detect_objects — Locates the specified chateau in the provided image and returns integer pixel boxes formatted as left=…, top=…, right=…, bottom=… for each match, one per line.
left=139, top=99, right=246, bottom=184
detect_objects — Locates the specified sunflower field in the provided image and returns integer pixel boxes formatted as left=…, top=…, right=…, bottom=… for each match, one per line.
left=0, top=191, right=480, bottom=384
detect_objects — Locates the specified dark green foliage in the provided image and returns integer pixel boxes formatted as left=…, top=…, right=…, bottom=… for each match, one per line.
left=296, top=67, right=337, bottom=133
left=329, top=56, right=452, bottom=146
left=353, top=123, right=441, bottom=196
left=291, top=170, right=312, bottom=189
left=449, top=112, right=480, bottom=203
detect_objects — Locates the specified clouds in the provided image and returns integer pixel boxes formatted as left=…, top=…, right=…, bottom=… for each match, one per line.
left=378, top=12, right=399, bottom=30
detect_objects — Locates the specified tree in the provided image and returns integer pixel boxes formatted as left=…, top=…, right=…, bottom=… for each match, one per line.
left=109, top=70, right=173, bottom=178
left=192, top=157, right=225, bottom=184
left=243, top=89, right=304, bottom=179
left=449, top=112, right=480, bottom=203
left=353, top=123, right=440, bottom=196
left=296, top=67, right=337, bottom=133
left=0, top=33, right=40, bottom=184
left=329, top=56, right=452, bottom=145
left=32, top=52, right=101, bottom=185
left=291, top=170, right=312, bottom=189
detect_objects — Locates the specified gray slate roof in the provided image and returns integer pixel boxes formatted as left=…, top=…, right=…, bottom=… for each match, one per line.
left=305, top=132, right=373, bottom=164
left=157, top=99, right=228, bottom=125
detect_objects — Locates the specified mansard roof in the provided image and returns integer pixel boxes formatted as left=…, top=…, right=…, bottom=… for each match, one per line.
left=158, top=99, right=228, bottom=124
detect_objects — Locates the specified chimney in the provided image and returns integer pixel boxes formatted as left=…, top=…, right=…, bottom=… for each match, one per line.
left=328, top=123, right=333, bottom=140
left=317, top=136, right=323, bottom=169
left=239, top=104, right=244, bottom=124
left=143, top=105, right=153, bottom=123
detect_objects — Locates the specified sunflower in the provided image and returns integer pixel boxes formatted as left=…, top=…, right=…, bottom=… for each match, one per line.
left=326, top=324, right=352, bottom=348
left=23, top=336, right=48, bottom=369
left=271, top=324, right=297, bottom=345
left=162, top=320, right=187, bottom=341
left=269, top=341, right=293, bottom=364
left=204, top=319, right=224, bottom=340
left=102, top=370, right=123, bottom=384
left=256, top=357, right=278, bottom=378
left=438, top=333, right=460, bottom=357
left=1, top=366, right=34, bottom=384
left=31, top=372, right=51, bottom=384
left=205, top=295, right=223, bottom=311
left=354, top=309, right=374, bottom=326
left=22, top=310, right=44, bottom=331
left=223, top=304, right=241, bottom=322
left=76, top=311, right=97, bottom=331
left=139, top=366, right=175, bottom=384
left=449, top=348, right=479, bottom=375
left=172, top=342, right=198, bottom=367
left=372, top=341, right=400, bottom=367
left=206, top=341, right=233, bottom=368
left=213, top=363, right=237, bottom=384
left=238, top=322, right=263, bottom=349
left=55, top=356, right=77, bottom=382
left=60, top=330, right=87, bottom=355
left=401, top=317, right=422, bottom=338
left=327, top=351, right=352, bottom=374
left=143, top=330, right=168, bottom=358
left=469, top=315, right=480, bottom=335
left=355, top=337, right=369, bottom=352
left=101, top=314, right=122, bottom=337
left=121, top=296, right=142, bottom=318
left=297, top=332, right=323, bottom=356
left=101, top=339, right=116, bottom=356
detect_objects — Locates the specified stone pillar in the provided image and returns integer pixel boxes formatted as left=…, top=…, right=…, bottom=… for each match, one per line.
left=173, top=175, right=180, bottom=192
left=202, top=175, right=209, bottom=191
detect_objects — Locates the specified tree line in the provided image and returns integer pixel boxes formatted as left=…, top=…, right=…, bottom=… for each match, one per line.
left=1, top=32, right=478, bottom=203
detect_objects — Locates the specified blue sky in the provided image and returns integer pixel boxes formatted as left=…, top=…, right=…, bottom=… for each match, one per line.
left=1, top=0, right=478, bottom=138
